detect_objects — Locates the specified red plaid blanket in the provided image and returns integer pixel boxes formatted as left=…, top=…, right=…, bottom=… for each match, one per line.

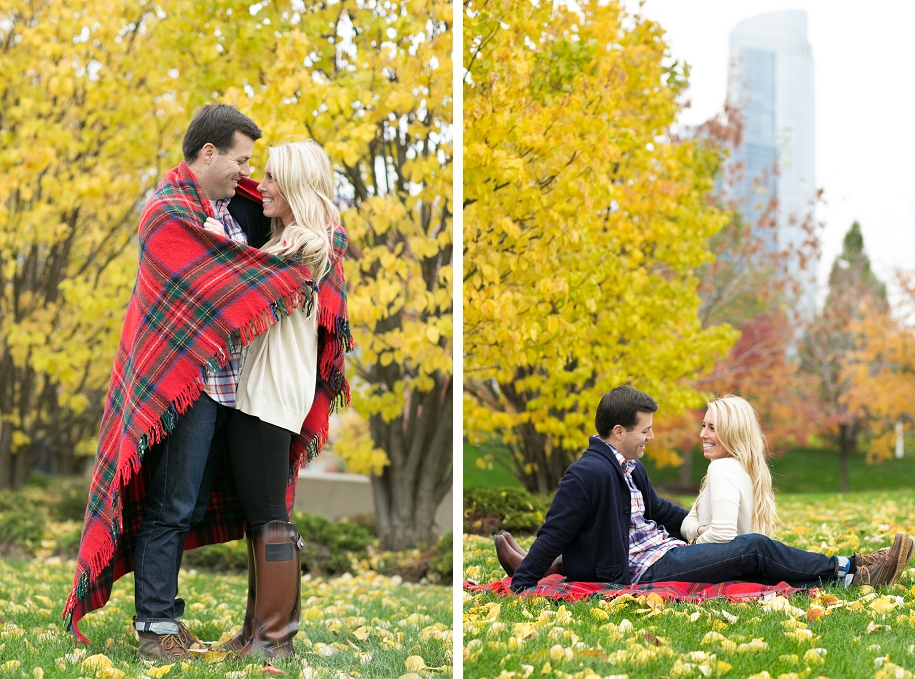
left=63, top=163, right=353, bottom=643
left=464, top=575, right=801, bottom=603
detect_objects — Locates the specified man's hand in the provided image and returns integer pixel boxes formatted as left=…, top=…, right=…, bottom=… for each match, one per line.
left=202, top=217, right=225, bottom=236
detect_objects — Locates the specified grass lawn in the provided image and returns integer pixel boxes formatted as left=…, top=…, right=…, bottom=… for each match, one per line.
left=463, top=491, right=915, bottom=679
left=464, top=441, right=915, bottom=495
left=0, top=559, right=452, bottom=678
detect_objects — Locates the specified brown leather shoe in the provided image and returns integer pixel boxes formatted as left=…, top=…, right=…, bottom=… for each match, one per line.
left=176, top=620, right=207, bottom=652
left=237, top=521, right=304, bottom=658
left=137, top=631, right=194, bottom=661
left=854, top=546, right=890, bottom=571
left=213, top=531, right=256, bottom=652
left=884, top=533, right=914, bottom=585
left=852, top=532, right=909, bottom=587
left=494, top=534, right=524, bottom=576
left=500, top=530, right=526, bottom=556
left=498, top=531, right=563, bottom=576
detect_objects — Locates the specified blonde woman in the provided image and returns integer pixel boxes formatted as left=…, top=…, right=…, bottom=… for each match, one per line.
left=681, top=395, right=778, bottom=544
left=204, top=140, right=338, bottom=658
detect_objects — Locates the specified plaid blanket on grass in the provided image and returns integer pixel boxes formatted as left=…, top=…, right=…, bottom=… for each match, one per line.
left=63, top=162, right=353, bottom=643
left=464, top=575, right=801, bottom=603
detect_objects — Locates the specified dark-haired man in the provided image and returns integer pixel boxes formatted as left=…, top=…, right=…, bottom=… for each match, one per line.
left=501, top=386, right=913, bottom=593
left=132, top=104, right=272, bottom=660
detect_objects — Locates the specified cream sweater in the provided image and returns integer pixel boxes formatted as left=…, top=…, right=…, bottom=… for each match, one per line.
left=235, top=306, right=318, bottom=434
left=681, top=457, right=756, bottom=544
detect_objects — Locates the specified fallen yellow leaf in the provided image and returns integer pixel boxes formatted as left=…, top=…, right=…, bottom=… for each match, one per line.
left=353, top=626, right=371, bottom=641
left=147, top=664, right=175, bottom=678
left=404, top=656, right=426, bottom=672
left=82, top=655, right=114, bottom=670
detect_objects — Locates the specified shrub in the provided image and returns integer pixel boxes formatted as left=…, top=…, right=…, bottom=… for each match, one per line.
left=292, top=511, right=374, bottom=575
left=0, top=490, right=47, bottom=555
left=182, top=539, right=248, bottom=571
left=428, top=532, right=453, bottom=581
left=463, top=486, right=551, bottom=535
left=47, top=477, right=92, bottom=522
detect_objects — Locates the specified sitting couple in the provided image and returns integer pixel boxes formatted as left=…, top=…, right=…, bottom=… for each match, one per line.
left=496, top=386, right=914, bottom=592
left=64, top=105, right=352, bottom=662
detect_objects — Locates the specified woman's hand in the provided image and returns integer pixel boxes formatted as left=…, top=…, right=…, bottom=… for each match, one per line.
left=203, top=217, right=225, bottom=235
left=697, top=525, right=709, bottom=536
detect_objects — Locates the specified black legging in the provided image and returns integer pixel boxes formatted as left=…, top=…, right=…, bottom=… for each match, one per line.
left=227, top=410, right=293, bottom=529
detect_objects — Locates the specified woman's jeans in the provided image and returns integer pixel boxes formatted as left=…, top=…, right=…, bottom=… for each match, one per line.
left=134, top=395, right=229, bottom=634
left=640, top=533, right=841, bottom=588
left=226, top=410, right=293, bottom=528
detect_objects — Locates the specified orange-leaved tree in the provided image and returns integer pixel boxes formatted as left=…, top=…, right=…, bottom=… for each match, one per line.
left=800, top=222, right=889, bottom=491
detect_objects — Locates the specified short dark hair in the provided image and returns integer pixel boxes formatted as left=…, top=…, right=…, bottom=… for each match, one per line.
left=595, top=386, right=658, bottom=438
left=182, top=104, right=262, bottom=162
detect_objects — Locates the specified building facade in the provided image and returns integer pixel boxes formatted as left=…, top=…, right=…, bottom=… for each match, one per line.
left=727, top=10, right=817, bottom=316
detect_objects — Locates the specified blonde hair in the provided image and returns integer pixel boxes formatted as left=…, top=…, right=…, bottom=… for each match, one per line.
left=260, top=139, right=338, bottom=282
left=699, top=395, right=779, bottom=536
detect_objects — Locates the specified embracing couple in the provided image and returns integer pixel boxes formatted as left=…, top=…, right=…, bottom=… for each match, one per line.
left=495, top=386, right=914, bottom=593
left=63, top=105, right=353, bottom=661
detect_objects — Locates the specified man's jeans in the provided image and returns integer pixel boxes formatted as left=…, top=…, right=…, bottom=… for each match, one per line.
left=640, top=534, right=841, bottom=588
left=133, top=394, right=229, bottom=634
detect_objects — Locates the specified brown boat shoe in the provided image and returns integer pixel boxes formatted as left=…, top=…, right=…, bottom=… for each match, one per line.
left=851, top=532, right=911, bottom=587
left=883, top=533, right=915, bottom=586
left=137, top=631, right=195, bottom=661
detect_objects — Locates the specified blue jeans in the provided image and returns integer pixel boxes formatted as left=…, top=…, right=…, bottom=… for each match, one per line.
left=134, top=394, right=229, bottom=634
left=640, top=534, right=841, bottom=588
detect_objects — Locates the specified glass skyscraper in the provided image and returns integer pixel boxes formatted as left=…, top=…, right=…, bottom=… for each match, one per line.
left=727, top=10, right=817, bottom=315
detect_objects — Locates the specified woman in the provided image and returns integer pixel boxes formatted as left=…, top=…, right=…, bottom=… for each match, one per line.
left=205, top=139, right=337, bottom=658
left=495, top=394, right=777, bottom=575
left=680, top=394, right=778, bottom=544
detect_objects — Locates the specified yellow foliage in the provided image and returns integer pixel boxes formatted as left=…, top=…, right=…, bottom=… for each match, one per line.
left=2, top=0, right=451, bottom=512
left=335, top=410, right=390, bottom=476
left=463, top=0, right=737, bottom=484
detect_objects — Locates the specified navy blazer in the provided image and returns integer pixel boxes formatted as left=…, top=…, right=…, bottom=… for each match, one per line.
left=511, top=436, right=688, bottom=591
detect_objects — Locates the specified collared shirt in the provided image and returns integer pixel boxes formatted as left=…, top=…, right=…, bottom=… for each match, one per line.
left=202, top=199, right=248, bottom=407
left=610, top=444, right=685, bottom=583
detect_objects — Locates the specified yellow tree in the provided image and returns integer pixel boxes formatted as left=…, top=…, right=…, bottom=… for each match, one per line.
left=243, top=0, right=453, bottom=550
left=0, top=0, right=296, bottom=490
left=463, top=0, right=737, bottom=492
left=2, top=0, right=453, bottom=551
left=0, top=0, right=184, bottom=489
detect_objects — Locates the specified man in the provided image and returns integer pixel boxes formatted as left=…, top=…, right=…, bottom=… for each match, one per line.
left=501, top=386, right=914, bottom=593
left=131, top=104, right=271, bottom=660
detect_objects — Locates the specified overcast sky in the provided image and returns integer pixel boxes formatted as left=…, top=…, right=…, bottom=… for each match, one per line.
left=621, top=0, right=915, bottom=310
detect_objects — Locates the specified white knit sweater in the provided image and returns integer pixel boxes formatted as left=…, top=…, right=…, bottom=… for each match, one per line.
left=235, top=306, right=318, bottom=433
left=681, top=457, right=756, bottom=544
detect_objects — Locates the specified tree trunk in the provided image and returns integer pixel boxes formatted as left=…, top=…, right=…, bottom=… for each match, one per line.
left=838, top=421, right=857, bottom=494
left=371, top=377, right=452, bottom=551
left=675, top=446, right=696, bottom=492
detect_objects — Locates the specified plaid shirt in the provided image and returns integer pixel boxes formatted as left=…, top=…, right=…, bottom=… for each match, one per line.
left=201, top=198, right=248, bottom=406
left=611, top=447, right=685, bottom=583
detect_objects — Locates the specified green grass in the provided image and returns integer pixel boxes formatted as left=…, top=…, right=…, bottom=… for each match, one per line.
left=0, top=559, right=452, bottom=677
left=464, top=491, right=915, bottom=679
left=464, top=441, right=915, bottom=495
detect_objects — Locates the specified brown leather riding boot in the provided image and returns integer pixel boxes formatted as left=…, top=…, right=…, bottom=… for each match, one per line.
left=498, top=531, right=563, bottom=576
left=214, top=531, right=256, bottom=651
left=238, top=521, right=304, bottom=658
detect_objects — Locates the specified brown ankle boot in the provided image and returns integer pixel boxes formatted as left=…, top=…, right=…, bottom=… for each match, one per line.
left=238, top=521, right=304, bottom=658
left=498, top=531, right=563, bottom=576
left=214, top=531, right=256, bottom=651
